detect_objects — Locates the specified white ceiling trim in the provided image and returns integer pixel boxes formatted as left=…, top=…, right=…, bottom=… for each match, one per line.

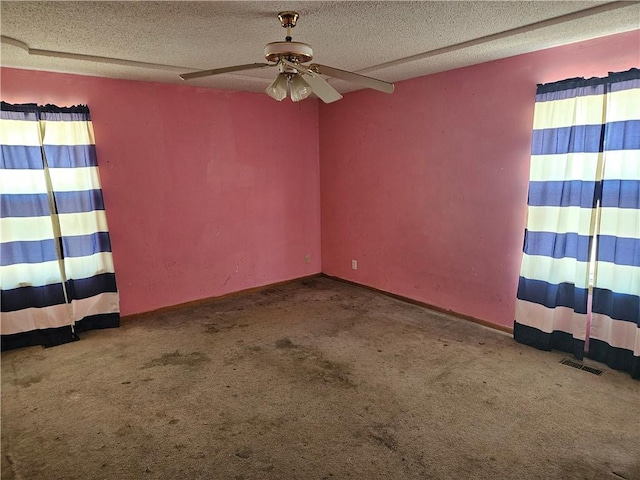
left=1, top=35, right=191, bottom=73
left=359, top=1, right=640, bottom=75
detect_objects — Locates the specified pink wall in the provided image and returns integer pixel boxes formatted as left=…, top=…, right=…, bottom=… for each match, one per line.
left=319, top=30, right=640, bottom=329
left=1, top=70, right=321, bottom=316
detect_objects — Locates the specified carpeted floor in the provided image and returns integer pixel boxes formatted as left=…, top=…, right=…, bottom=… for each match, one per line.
left=2, top=277, right=639, bottom=480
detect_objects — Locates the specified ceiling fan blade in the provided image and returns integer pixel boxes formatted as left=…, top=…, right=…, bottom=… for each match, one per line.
left=281, top=60, right=343, bottom=104
left=180, top=63, right=273, bottom=81
left=310, top=64, right=394, bottom=94
left=300, top=72, right=344, bottom=104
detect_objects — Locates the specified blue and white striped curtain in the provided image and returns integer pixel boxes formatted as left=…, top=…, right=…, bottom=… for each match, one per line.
left=1, top=102, right=119, bottom=350
left=515, top=68, right=640, bottom=379
left=515, top=78, right=602, bottom=359
left=589, top=71, right=640, bottom=377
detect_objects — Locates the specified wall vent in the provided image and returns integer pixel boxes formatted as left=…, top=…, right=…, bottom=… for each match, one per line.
left=560, top=358, right=604, bottom=376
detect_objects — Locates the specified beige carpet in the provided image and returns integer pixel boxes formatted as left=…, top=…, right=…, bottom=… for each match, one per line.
left=2, top=277, right=639, bottom=480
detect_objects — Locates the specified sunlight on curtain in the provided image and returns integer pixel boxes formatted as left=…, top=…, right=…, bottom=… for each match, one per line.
left=514, top=79, right=604, bottom=359
left=0, top=103, right=119, bottom=350
left=0, top=105, right=71, bottom=344
left=589, top=71, right=640, bottom=377
left=515, top=69, right=640, bottom=379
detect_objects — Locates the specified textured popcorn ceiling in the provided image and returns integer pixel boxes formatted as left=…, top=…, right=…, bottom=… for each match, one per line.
left=1, top=1, right=639, bottom=94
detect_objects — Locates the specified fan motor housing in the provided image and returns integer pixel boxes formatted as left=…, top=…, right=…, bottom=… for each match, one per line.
left=264, top=41, right=313, bottom=63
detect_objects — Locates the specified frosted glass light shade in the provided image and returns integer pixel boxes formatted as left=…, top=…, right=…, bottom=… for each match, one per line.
left=290, top=75, right=313, bottom=102
left=265, top=73, right=288, bottom=101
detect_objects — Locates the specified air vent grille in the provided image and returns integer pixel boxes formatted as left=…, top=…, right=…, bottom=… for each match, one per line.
left=560, top=358, right=604, bottom=376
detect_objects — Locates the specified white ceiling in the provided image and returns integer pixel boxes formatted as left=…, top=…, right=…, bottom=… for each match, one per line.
left=1, top=1, right=639, bottom=94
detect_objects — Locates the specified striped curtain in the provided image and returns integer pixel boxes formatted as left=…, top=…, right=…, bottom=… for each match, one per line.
left=589, top=71, right=640, bottom=377
left=515, top=68, right=640, bottom=379
left=514, top=78, right=603, bottom=359
left=1, top=102, right=119, bottom=350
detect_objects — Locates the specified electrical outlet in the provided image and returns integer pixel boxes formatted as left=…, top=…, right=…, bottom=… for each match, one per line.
left=304, top=254, right=311, bottom=264
left=352, top=259, right=358, bottom=270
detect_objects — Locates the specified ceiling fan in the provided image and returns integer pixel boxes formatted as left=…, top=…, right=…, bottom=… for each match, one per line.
left=179, top=11, right=394, bottom=103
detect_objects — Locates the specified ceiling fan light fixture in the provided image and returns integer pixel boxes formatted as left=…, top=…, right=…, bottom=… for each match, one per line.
left=265, top=73, right=288, bottom=101
left=179, top=11, right=394, bottom=104
left=289, top=75, right=313, bottom=102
